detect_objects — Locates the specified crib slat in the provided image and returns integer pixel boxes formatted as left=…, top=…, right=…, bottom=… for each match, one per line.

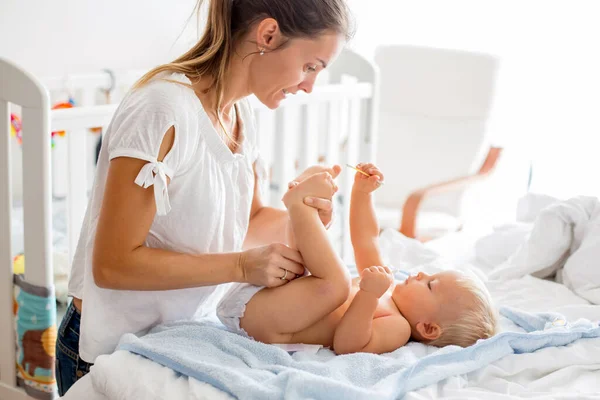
left=341, top=77, right=362, bottom=169
left=271, top=107, right=300, bottom=207
left=0, top=100, right=16, bottom=388
left=21, top=105, right=53, bottom=288
left=325, top=101, right=342, bottom=167
left=298, top=104, right=320, bottom=172
left=51, top=136, right=68, bottom=198
left=337, top=93, right=352, bottom=263
left=67, top=130, right=88, bottom=262
left=255, top=108, right=275, bottom=205
left=358, top=98, right=377, bottom=163
left=338, top=77, right=362, bottom=264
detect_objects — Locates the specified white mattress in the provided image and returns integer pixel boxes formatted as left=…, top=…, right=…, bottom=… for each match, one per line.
left=63, top=229, right=600, bottom=400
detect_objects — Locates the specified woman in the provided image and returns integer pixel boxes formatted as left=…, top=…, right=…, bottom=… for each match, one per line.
left=55, top=0, right=353, bottom=395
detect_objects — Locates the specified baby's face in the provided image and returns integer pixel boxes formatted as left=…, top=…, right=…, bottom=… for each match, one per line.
left=391, top=270, right=467, bottom=328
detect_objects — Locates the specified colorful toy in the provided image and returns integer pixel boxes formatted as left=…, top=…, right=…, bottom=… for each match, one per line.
left=52, top=97, right=103, bottom=137
left=11, top=94, right=103, bottom=148
left=13, top=254, right=25, bottom=275
left=51, top=98, right=76, bottom=145
left=11, top=113, right=23, bottom=144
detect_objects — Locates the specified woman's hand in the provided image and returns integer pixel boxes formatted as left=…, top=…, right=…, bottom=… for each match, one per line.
left=238, top=243, right=305, bottom=287
left=288, top=164, right=341, bottom=228
left=290, top=164, right=342, bottom=186
left=283, top=172, right=338, bottom=210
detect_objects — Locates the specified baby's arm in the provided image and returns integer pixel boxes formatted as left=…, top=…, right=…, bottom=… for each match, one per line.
left=333, top=267, right=411, bottom=354
left=350, top=163, right=385, bottom=274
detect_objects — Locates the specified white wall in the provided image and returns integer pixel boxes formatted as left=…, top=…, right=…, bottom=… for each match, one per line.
left=346, top=0, right=600, bottom=200
left=3, top=0, right=599, bottom=203
left=1, top=0, right=200, bottom=203
left=0, top=0, right=199, bottom=76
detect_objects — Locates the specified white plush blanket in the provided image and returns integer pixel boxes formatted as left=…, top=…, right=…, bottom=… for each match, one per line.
left=487, top=196, right=600, bottom=304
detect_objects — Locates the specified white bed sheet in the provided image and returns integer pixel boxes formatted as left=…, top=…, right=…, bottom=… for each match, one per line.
left=62, top=229, right=600, bottom=400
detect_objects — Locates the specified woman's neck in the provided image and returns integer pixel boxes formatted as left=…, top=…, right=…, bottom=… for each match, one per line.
left=191, top=51, right=251, bottom=117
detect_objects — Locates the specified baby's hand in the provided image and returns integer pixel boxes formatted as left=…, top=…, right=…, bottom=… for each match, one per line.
left=282, top=172, right=338, bottom=209
left=352, top=163, right=384, bottom=194
left=359, top=266, right=394, bottom=298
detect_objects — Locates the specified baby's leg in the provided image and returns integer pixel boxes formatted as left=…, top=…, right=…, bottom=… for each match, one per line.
left=241, top=206, right=351, bottom=343
left=241, top=274, right=348, bottom=343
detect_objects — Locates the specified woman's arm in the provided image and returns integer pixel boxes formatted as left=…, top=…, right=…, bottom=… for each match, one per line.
left=93, top=128, right=304, bottom=290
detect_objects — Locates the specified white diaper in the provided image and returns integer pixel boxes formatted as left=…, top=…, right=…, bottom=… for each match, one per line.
left=216, top=283, right=327, bottom=354
left=216, top=283, right=264, bottom=338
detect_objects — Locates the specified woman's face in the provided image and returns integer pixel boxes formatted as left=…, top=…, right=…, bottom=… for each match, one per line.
left=248, top=27, right=345, bottom=109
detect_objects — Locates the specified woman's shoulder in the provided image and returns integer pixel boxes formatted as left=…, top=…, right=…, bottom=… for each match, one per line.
left=104, top=73, right=205, bottom=172
left=121, top=73, right=199, bottom=116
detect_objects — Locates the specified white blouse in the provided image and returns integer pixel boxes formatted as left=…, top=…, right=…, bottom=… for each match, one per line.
left=68, top=73, right=260, bottom=362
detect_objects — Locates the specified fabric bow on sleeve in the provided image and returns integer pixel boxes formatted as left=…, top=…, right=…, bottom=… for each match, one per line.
left=134, top=161, right=174, bottom=216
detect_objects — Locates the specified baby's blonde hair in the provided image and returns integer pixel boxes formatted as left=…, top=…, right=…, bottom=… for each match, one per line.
left=428, top=274, right=498, bottom=348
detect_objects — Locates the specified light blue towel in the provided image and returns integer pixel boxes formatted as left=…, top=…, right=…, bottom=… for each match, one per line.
left=118, top=307, right=600, bottom=400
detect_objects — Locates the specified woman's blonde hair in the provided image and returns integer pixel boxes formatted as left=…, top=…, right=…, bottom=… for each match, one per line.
left=428, top=274, right=498, bottom=348
left=134, top=0, right=353, bottom=141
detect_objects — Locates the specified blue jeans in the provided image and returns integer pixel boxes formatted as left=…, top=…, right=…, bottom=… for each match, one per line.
left=55, top=301, right=93, bottom=396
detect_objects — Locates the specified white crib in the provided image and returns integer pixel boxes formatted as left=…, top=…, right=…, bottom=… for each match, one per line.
left=0, top=50, right=379, bottom=399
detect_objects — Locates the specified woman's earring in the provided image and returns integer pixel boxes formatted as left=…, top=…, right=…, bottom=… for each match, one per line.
left=259, top=48, right=265, bottom=56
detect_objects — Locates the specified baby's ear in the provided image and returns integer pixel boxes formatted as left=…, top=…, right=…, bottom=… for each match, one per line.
left=416, top=321, right=442, bottom=341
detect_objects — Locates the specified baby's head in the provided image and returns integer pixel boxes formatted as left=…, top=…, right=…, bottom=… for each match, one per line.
left=391, top=270, right=497, bottom=347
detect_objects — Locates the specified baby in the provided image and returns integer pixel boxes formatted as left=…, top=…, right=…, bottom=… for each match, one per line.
left=217, top=163, right=497, bottom=354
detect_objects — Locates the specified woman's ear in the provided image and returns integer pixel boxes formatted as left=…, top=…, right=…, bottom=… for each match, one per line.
left=255, top=18, right=282, bottom=50
left=416, top=321, right=442, bottom=341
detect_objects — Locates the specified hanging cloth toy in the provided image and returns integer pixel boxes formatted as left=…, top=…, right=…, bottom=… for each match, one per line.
left=10, top=113, right=23, bottom=144
left=50, top=97, right=76, bottom=147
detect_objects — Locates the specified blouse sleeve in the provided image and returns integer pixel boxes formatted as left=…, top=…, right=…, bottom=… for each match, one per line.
left=106, top=85, right=188, bottom=216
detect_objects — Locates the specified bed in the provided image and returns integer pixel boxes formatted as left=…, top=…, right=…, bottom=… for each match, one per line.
left=63, top=224, right=600, bottom=399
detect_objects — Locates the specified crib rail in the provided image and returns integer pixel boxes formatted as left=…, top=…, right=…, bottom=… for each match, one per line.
left=51, top=104, right=117, bottom=131
left=42, top=70, right=146, bottom=96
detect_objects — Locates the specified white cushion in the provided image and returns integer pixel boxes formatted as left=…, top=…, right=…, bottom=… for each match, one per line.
left=376, top=206, right=462, bottom=239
